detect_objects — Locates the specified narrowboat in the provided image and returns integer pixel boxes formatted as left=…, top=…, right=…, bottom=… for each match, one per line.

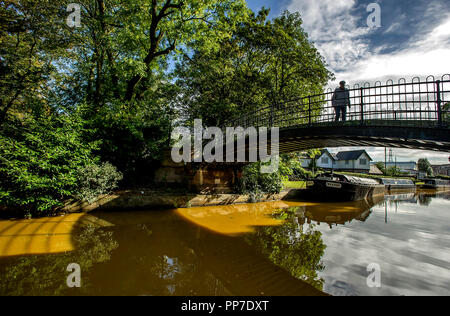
left=306, top=173, right=385, bottom=202
left=381, top=178, right=416, bottom=192
left=419, top=179, right=450, bottom=190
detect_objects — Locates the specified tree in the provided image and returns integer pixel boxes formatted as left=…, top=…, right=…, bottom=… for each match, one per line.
left=443, top=102, right=450, bottom=123
left=0, top=0, right=73, bottom=125
left=54, top=0, right=250, bottom=109
left=56, top=0, right=251, bottom=182
left=1, top=0, right=255, bottom=214
left=305, top=149, right=321, bottom=176
left=418, top=158, right=434, bottom=177
left=175, top=10, right=333, bottom=127
left=386, top=166, right=402, bottom=177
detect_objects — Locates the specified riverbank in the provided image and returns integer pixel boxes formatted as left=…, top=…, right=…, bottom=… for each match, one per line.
left=61, top=189, right=304, bottom=213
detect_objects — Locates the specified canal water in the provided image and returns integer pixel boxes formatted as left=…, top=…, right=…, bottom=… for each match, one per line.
left=0, top=190, right=449, bottom=296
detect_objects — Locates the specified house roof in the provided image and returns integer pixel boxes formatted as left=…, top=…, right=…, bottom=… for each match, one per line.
left=370, top=165, right=384, bottom=175
left=335, top=150, right=372, bottom=161
left=319, top=149, right=337, bottom=161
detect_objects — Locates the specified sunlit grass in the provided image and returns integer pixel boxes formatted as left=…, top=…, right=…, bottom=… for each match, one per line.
left=283, top=181, right=307, bottom=189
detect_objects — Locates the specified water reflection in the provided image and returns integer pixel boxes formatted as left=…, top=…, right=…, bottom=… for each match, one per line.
left=0, top=191, right=449, bottom=296
left=0, top=224, right=118, bottom=296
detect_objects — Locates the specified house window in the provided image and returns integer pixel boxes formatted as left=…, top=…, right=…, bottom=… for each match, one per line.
left=322, top=157, right=329, bottom=164
left=345, top=160, right=349, bottom=165
left=360, top=159, right=367, bottom=166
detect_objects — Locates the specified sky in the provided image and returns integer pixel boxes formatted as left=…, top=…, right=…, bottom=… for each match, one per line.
left=246, top=0, right=450, bottom=164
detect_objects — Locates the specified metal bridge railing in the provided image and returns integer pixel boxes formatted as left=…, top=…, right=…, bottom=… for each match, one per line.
left=224, top=74, right=450, bottom=129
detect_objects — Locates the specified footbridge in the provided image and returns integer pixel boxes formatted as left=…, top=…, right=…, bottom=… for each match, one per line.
left=223, top=75, right=450, bottom=153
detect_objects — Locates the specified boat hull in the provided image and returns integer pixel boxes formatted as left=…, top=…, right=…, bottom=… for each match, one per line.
left=307, top=179, right=385, bottom=202
left=386, top=185, right=416, bottom=193
left=418, top=185, right=450, bottom=191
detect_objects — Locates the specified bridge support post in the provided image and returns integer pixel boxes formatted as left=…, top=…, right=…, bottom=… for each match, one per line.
left=436, top=80, right=442, bottom=125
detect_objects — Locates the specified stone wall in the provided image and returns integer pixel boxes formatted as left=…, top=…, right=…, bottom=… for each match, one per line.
left=63, top=189, right=303, bottom=213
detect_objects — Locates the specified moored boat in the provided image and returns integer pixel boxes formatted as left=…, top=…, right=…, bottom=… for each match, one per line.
left=381, top=178, right=416, bottom=192
left=418, top=179, right=450, bottom=190
left=306, top=173, right=385, bottom=202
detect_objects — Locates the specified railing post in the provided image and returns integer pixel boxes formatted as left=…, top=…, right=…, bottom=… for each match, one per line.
left=269, top=103, right=274, bottom=128
left=436, top=80, right=442, bottom=125
left=308, top=96, right=312, bottom=126
left=360, top=88, right=364, bottom=124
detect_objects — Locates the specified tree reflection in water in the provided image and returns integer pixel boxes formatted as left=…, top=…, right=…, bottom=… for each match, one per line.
left=0, top=225, right=118, bottom=296
left=246, top=207, right=326, bottom=291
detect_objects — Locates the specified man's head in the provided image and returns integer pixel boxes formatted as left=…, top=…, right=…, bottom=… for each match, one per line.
left=339, top=81, right=346, bottom=89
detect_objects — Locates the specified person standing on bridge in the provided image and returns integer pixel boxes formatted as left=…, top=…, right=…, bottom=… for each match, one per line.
left=332, top=81, right=351, bottom=121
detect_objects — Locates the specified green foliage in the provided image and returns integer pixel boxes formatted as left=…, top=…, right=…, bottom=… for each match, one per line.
left=175, top=10, right=333, bottom=126
left=1, top=1, right=337, bottom=216
left=90, top=99, right=173, bottom=186
left=283, top=181, right=306, bottom=189
left=375, top=162, right=386, bottom=174
left=418, top=158, right=434, bottom=177
left=280, top=153, right=313, bottom=180
left=385, top=166, right=404, bottom=177
left=291, top=167, right=314, bottom=180
left=443, top=102, right=449, bottom=123
left=0, top=0, right=73, bottom=124
left=0, top=114, right=99, bottom=215
left=53, top=0, right=251, bottom=107
left=75, top=162, right=123, bottom=203
left=236, top=162, right=284, bottom=197
left=303, top=149, right=321, bottom=176
left=374, top=162, right=408, bottom=177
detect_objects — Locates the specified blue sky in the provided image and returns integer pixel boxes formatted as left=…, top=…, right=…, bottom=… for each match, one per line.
left=246, top=0, right=450, bottom=164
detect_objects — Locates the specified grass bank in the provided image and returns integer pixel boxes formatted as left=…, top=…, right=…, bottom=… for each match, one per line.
left=283, top=181, right=307, bottom=189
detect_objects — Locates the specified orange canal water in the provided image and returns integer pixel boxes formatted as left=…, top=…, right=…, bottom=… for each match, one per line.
left=0, top=190, right=449, bottom=296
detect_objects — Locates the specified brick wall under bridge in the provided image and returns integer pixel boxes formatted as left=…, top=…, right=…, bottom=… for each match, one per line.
left=154, top=155, right=244, bottom=194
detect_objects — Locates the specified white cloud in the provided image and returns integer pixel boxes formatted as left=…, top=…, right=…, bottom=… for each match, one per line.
left=384, top=22, right=402, bottom=34
left=287, top=0, right=374, bottom=75
left=287, top=0, right=450, bottom=86
left=338, top=16, right=450, bottom=85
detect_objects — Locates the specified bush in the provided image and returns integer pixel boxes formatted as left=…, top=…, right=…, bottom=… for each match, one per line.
left=236, top=162, right=284, bottom=196
left=0, top=114, right=98, bottom=216
left=75, top=162, right=123, bottom=203
left=291, top=167, right=314, bottom=180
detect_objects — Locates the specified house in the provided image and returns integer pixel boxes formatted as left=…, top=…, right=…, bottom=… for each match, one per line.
left=300, top=149, right=336, bottom=170
left=334, top=150, right=372, bottom=173
left=432, top=164, right=450, bottom=176
left=301, top=150, right=373, bottom=174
